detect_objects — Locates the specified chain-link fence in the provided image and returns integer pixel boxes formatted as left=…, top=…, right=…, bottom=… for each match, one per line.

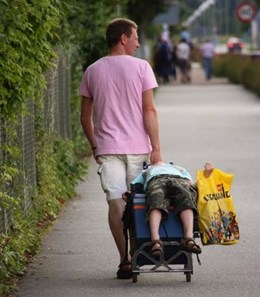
left=0, top=50, right=72, bottom=233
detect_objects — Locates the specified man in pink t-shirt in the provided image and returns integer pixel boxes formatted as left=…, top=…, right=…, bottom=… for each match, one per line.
left=80, top=18, right=163, bottom=279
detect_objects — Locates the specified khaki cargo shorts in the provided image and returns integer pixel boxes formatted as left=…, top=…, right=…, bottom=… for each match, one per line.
left=97, top=154, right=149, bottom=202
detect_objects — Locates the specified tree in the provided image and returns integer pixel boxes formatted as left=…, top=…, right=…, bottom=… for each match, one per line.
left=126, top=0, right=173, bottom=36
left=68, top=0, right=117, bottom=70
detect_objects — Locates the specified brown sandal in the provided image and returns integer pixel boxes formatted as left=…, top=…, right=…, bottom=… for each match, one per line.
left=180, top=237, right=202, bottom=254
left=116, top=259, right=132, bottom=279
left=150, top=240, right=163, bottom=257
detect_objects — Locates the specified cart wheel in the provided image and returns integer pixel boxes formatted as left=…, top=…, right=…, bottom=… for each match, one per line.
left=185, top=272, right=191, bottom=282
left=132, top=273, right=138, bottom=283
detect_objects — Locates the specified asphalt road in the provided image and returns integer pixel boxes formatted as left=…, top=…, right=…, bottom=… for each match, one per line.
left=14, top=67, right=260, bottom=297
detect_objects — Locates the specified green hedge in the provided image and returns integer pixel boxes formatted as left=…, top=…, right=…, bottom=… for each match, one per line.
left=213, top=54, right=260, bottom=97
left=0, top=0, right=91, bottom=294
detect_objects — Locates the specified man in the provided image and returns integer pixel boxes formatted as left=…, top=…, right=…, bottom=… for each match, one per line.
left=200, top=39, right=215, bottom=80
left=80, top=18, right=162, bottom=279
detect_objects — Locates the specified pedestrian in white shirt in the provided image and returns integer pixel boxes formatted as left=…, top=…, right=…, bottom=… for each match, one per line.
left=176, top=38, right=191, bottom=83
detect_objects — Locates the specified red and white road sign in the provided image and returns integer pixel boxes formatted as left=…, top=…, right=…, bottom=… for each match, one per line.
left=236, top=1, right=257, bottom=23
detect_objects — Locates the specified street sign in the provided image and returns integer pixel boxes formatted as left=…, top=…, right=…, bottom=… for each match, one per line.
left=236, top=1, right=257, bottom=23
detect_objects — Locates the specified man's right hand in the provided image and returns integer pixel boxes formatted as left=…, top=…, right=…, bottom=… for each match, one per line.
left=94, top=153, right=102, bottom=164
left=150, top=149, right=163, bottom=165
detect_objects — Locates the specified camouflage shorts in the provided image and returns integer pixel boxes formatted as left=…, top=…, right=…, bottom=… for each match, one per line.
left=145, top=174, right=198, bottom=220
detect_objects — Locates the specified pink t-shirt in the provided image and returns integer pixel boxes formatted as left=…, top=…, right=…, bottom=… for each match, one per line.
left=79, top=55, right=158, bottom=155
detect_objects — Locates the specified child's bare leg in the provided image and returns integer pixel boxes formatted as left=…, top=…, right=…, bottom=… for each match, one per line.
left=180, top=208, right=194, bottom=238
left=179, top=209, right=202, bottom=254
left=149, top=209, right=163, bottom=256
left=149, top=209, right=162, bottom=241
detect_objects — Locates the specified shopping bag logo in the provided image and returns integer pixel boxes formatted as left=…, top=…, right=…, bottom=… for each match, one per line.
left=217, top=183, right=223, bottom=192
left=203, top=183, right=231, bottom=201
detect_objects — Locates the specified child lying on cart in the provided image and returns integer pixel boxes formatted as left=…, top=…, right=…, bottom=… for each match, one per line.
left=128, top=162, right=213, bottom=257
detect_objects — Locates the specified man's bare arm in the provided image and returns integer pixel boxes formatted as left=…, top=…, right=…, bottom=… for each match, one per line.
left=80, top=96, right=100, bottom=163
left=142, top=89, right=163, bottom=164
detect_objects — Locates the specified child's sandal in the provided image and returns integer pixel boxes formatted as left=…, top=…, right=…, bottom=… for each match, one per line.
left=150, top=240, right=163, bottom=257
left=180, top=237, right=202, bottom=254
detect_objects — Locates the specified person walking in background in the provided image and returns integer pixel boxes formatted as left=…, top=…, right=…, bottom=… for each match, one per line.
left=153, top=24, right=173, bottom=84
left=180, top=27, right=190, bottom=43
left=200, top=39, right=215, bottom=80
left=80, top=18, right=163, bottom=279
left=180, top=26, right=192, bottom=49
left=171, top=43, right=178, bottom=81
left=153, top=36, right=173, bottom=84
left=176, top=38, right=191, bottom=83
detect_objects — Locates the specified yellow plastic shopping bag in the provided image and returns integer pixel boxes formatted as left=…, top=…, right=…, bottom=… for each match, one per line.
left=197, top=168, right=239, bottom=245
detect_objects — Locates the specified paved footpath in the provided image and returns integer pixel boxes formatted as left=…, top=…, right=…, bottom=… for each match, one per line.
left=14, top=65, right=260, bottom=297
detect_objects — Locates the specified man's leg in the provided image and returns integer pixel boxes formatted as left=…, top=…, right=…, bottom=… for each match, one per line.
left=97, top=155, right=132, bottom=278
left=203, top=58, right=208, bottom=79
left=208, top=58, right=212, bottom=79
left=108, top=198, right=132, bottom=279
left=205, top=58, right=211, bottom=80
left=108, top=198, right=127, bottom=262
